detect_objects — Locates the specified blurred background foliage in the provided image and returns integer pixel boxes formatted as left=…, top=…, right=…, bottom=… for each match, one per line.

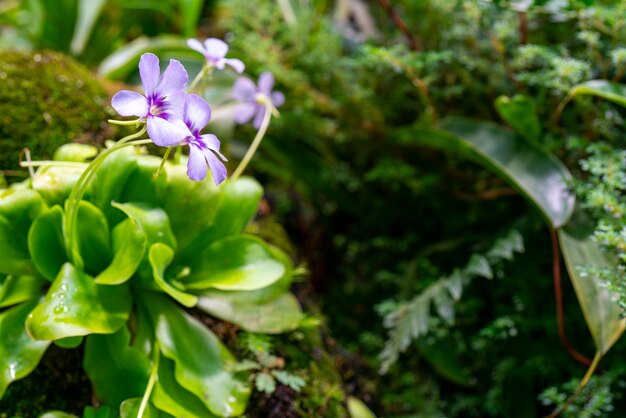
left=4, top=0, right=626, bottom=416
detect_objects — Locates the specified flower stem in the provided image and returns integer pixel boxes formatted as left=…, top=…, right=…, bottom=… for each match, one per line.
left=137, top=342, right=160, bottom=418
left=108, top=118, right=143, bottom=126
left=188, top=64, right=212, bottom=92
left=20, top=161, right=88, bottom=168
left=64, top=127, right=148, bottom=268
left=231, top=103, right=273, bottom=180
left=154, top=147, right=172, bottom=178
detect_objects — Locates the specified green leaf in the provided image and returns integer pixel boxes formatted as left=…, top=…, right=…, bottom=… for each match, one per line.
left=119, top=398, right=159, bottom=418
left=271, top=370, right=305, bottom=392
left=149, top=243, right=198, bottom=307
left=84, top=327, right=151, bottom=408
left=0, top=189, right=47, bottom=275
left=53, top=144, right=98, bottom=162
left=559, top=212, right=626, bottom=355
left=153, top=356, right=219, bottom=418
left=175, top=177, right=263, bottom=264
left=89, top=146, right=139, bottom=226
left=183, top=235, right=286, bottom=291
left=347, top=397, right=377, bottom=418
left=465, top=254, right=493, bottom=279
left=0, top=300, right=50, bottom=398
left=54, top=336, right=84, bottom=349
left=416, top=338, right=473, bottom=386
left=405, top=119, right=574, bottom=228
left=111, top=202, right=177, bottom=285
left=98, top=36, right=196, bottom=80
left=28, top=205, right=67, bottom=281
left=32, top=166, right=85, bottom=206
left=39, top=412, right=79, bottom=418
left=26, top=263, right=132, bottom=340
left=70, top=0, right=107, bottom=55
left=163, top=162, right=220, bottom=255
left=569, top=79, right=626, bottom=108
left=76, top=200, right=113, bottom=275
left=495, top=95, right=541, bottom=143
left=140, top=293, right=251, bottom=417
left=0, top=275, right=45, bottom=308
left=121, top=155, right=168, bottom=206
left=95, top=215, right=147, bottom=285
left=197, top=288, right=302, bottom=334
left=82, top=406, right=116, bottom=418
left=255, top=373, right=276, bottom=394
left=179, top=0, right=203, bottom=37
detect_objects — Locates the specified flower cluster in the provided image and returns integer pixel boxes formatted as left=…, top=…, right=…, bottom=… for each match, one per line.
left=111, top=38, right=284, bottom=185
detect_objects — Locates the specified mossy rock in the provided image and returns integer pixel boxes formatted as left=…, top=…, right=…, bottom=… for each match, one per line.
left=0, top=49, right=111, bottom=172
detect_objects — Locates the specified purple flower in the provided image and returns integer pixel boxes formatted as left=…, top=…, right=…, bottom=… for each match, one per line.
left=177, top=94, right=228, bottom=184
left=232, top=72, right=285, bottom=129
left=187, top=38, right=245, bottom=73
left=111, top=53, right=189, bottom=146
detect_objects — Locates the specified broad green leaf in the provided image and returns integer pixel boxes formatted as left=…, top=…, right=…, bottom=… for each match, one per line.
left=416, top=338, right=473, bottom=386
left=70, top=0, right=107, bottom=54
left=82, top=406, right=116, bottom=418
left=559, top=213, right=626, bottom=355
left=569, top=79, right=626, bottom=108
left=0, top=300, right=50, bottom=398
left=95, top=216, right=147, bottom=285
left=53, top=144, right=98, bottom=162
left=26, top=263, right=132, bottom=340
left=347, top=397, right=377, bottom=418
left=149, top=243, right=198, bottom=307
left=163, top=163, right=220, bottom=254
left=0, top=189, right=47, bottom=275
left=175, top=177, right=262, bottom=264
left=0, top=275, right=45, bottom=308
left=119, top=398, right=159, bottom=418
left=77, top=200, right=112, bottom=275
left=32, top=166, right=85, bottom=206
left=183, top=235, right=286, bottom=291
left=495, top=95, right=541, bottom=143
left=84, top=327, right=151, bottom=408
left=406, top=119, right=574, bottom=228
left=180, top=0, right=203, bottom=37
left=197, top=289, right=302, bottom=334
left=28, top=205, right=67, bottom=281
left=89, top=146, right=138, bottom=226
left=112, top=202, right=177, bottom=285
left=98, top=36, right=196, bottom=80
left=141, top=293, right=250, bottom=417
left=54, top=336, right=83, bottom=349
left=153, top=356, right=219, bottom=418
left=121, top=155, right=168, bottom=206
left=39, top=412, right=78, bottom=418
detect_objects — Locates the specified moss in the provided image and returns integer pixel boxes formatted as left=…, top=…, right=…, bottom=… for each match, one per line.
left=0, top=49, right=112, bottom=172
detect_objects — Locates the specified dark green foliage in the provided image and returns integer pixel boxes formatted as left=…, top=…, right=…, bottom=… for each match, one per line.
left=0, top=50, right=111, bottom=172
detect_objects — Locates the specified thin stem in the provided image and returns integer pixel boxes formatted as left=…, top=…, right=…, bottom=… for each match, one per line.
left=547, top=351, right=602, bottom=418
left=231, top=102, right=273, bottom=180
left=137, top=342, right=160, bottom=418
left=108, top=118, right=143, bottom=126
left=551, top=229, right=592, bottom=367
left=20, top=161, right=88, bottom=168
left=188, top=64, right=210, bottom=92
left=64, top=127, right=147, bottom=267
left=155, top=147, right=172, bottom=178
left=378, top=0, right=421, bottom=51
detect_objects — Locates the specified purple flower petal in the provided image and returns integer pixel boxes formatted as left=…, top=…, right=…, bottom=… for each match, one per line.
left=147, top=116, right=189, bottom=147
left=204, top=149, right=227, bottom=185
left=232, top=77, right=257, bottom=102
left=187, top=144, right=207, bottom=181
left=233, top=103, right=257, bottom=125
left=139, top=53, right=160, bottom=98
left=258, top=72, right=274, bottom=96
left=157, top=59, right=188, bottom=97
left=252, top=106, right=266, bottom=129
left=271, top=91, right=285, bottom=108
left=224, top=58, right=245, bottom=73
left=201, top=134, right=227, bottom=161
left=184, top=94, right=212, bottom=133
left=111, top=90, right=149, bottom=117
left=204, top=38, right=228, bottom=59
left=162, top=91, right=187, bottom=121
left=187, top=38, right=207, bottom=56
